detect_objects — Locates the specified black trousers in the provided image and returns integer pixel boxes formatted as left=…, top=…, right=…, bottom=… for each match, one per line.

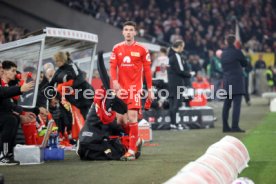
left=0, top=113, right=20, bottom=155
left=222, top=95, right=242, bottom=130
left=169, top=96, right=182, bottom=125
left=244, top=77, right=250, bottom=103
left=58, top=105, right=73, bottom=134
left=79, top=106, right=90, bottom=120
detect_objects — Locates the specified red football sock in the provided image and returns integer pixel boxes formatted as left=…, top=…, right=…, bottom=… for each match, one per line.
left=129, top=122, right=138, bottom=153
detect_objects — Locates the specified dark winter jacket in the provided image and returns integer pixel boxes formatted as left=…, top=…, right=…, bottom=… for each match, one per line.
left=221, top=45, right=247, bottom=95
left=0, top=83, right=23, bottom=114
left=47, top=63, right=94, bottom=108
left=167, top=48, right=191, bottom=97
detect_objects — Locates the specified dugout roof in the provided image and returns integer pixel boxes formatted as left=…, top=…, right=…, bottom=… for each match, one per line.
left=0, top=27, right=98, bottom=108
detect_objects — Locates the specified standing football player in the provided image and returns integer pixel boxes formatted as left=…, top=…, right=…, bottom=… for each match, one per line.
left=110, top=21, right=154, bottom=160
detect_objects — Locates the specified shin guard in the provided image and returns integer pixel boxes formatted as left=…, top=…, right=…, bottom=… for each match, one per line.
left=129, top=122, right=138, bottom=152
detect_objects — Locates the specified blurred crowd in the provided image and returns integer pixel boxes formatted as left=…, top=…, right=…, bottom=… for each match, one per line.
left=57, top=0, right=276, bottom=56
left=1, top=0, right=276, bottom=94
left=0, top=22, right=27, bottom=44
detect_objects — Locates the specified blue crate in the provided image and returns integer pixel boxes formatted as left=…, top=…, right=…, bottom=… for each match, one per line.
left=44, top=148, right=64, bottom=161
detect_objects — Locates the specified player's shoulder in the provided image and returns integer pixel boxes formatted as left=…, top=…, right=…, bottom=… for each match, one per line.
left=134, top=42, right=149, bottom=52
left=113, top=41, right=125, bottom=50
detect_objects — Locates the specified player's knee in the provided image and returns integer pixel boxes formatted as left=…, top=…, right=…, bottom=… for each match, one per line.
left=128, top=112, right=137, bottom=123
left=116, top=114, right=127, bottom=124
left=117, top=118, right=125, bottom=124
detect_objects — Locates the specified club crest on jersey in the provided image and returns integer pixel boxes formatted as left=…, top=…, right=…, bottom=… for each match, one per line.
left=123, top=56, right=131, bottom=63
left=131, top=52, right=140, bottom=57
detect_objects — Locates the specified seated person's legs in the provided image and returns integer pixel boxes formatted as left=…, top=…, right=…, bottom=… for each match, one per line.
left=0, top=114, right=20, bottom=165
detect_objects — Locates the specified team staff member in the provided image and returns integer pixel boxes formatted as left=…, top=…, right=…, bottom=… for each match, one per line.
left=0, top=61, right=34, bottom=165
left=221, top=35, right=247, bottom=132
left=167, top=40, right=194, bottom=130
left=49, top=52, right=93, bottom=118
left=110, top=21, right=154, bottom=161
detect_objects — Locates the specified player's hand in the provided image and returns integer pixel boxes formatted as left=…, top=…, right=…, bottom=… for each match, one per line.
left=113, top=80, right=121, bottom=92
left=20, top=81, right=35, bottom=93
left=148, top=89, right=155, bottom=101
left=20, top=112, right=36, bottom=124
left=26, top=112, right=36, bottom=120
left=21, top=73, right=29, bottom=82
left=25, top=112, right=36, bottom=122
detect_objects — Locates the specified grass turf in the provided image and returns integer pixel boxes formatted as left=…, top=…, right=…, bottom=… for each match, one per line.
left=240, top=112, right=276, bottom=183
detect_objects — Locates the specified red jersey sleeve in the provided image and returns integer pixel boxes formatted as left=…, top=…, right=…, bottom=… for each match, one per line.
left=142, top=48, right=152, bottom=89
left=109, top=47, right=118, bottom=85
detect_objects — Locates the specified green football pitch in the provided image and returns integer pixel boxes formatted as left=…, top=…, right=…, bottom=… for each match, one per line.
left=240, top=112, right=276, bottom=183
left=0, top=97, right=274, bottom=184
